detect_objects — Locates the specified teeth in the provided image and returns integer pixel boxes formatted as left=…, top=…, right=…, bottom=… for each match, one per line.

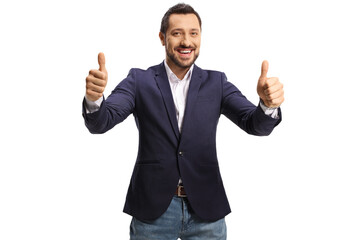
left=180, top=50, right=191, bottom=53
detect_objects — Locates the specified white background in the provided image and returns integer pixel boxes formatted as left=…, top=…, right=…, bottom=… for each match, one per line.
left=1, top=0, right=359, bottom=239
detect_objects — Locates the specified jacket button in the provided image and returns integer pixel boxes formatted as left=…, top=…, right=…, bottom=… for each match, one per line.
left=179, top=151, right=184, bottom=156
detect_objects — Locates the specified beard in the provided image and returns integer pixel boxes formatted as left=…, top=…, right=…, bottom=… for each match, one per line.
left=166, top=47, right=199, bottom=69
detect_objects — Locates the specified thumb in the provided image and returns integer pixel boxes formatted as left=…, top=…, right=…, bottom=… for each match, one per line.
left=98, top=52, right=106, bottom=72
left=260, top=60, right=269, bottom=80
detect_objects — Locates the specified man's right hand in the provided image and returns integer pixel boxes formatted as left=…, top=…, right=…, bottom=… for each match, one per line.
left=85, top=52, right=108, bottom=102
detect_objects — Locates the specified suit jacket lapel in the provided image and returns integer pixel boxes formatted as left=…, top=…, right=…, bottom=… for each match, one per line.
left=154, top=63, right=180, bottom=140
left=181, top=65, right=203, bottom=134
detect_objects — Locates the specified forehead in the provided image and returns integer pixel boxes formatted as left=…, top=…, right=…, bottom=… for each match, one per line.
left=167, top=13, right=200, bottom=32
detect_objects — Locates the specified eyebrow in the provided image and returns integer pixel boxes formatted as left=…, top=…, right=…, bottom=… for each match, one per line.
left=170, top=28, right=200, bottom=32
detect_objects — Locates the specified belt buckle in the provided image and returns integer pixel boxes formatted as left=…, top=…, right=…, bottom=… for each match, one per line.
left=177, top=185, right=187, bottom=197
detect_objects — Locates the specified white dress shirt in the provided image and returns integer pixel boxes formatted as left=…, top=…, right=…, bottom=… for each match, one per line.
left=163, top=61, right=193, bottom=132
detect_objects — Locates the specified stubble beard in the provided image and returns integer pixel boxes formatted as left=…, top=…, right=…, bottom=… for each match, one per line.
left=166, top=48, right=199, bottom=69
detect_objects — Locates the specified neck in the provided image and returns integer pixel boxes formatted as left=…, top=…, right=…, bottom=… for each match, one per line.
left=166, top=59, right=190, bottom=80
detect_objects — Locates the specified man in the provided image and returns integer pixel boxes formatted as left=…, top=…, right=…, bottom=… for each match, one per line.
left=83, top=3, right=284, bottom=240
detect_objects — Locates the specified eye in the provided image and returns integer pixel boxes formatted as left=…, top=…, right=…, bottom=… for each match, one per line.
left=173, top=32, right=181, bottom=36
left=191, top=32, right=199, bottom=36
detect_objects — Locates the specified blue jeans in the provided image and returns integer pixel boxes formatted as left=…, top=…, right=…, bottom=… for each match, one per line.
left=130, top=196, right=226, bottom=240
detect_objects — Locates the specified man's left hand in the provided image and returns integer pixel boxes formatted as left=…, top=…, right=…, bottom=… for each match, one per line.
left=257, top=60, right=284, bottom=108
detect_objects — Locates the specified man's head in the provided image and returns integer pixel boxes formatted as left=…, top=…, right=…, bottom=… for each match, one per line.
left=159, top=3, right=202, bottom=71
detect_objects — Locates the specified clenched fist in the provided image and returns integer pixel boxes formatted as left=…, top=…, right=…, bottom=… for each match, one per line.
left=257, top=60, right=284, bottom=108
left=85, top=52, right=108, bottom=102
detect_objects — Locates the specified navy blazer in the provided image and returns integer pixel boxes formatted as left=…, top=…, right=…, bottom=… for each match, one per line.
left=83, top=62, right=281, bottom=221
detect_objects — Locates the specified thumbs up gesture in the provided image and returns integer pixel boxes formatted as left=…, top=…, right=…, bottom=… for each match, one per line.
left=85, top=52, right=108, bottom=102
left=257, top=60, right=284, bottom=108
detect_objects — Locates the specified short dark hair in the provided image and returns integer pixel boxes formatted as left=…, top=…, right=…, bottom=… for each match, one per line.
left=160, top=3, right=202, bottom=34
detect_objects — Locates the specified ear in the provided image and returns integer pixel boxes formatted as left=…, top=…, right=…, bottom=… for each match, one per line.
left=159, top=32, right=165, bottom=46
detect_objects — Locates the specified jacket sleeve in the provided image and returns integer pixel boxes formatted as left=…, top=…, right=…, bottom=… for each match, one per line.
left=82, top=69, right=137, bottom=134
left=220, top=72, right=281, bottom=136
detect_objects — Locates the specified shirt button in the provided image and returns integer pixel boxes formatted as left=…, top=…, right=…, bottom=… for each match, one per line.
left=179, top=151, right=184, bottom=157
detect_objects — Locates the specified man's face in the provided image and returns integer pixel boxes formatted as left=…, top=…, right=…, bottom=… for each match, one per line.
left=160, top=13, right=201, bottom=69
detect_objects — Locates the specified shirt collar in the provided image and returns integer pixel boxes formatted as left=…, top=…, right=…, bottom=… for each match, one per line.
left=164, top=60, right=194, bottom=83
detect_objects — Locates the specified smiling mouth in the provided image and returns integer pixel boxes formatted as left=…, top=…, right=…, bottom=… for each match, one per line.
left=176, top=48, right=194, bottom=56
left=178, top=50, right=192, bottom=53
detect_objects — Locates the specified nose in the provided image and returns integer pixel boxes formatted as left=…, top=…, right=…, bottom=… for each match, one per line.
left=180, top=33, right=191, bottom=47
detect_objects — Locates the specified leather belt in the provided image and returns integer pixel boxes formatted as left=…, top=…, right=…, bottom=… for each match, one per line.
left=175, top=185, right=187, bottom=197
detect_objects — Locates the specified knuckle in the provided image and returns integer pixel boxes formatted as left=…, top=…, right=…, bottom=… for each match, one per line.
left=101, top=72, right=107, bottom=80
left=87, top=81, right=93, bottom=88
